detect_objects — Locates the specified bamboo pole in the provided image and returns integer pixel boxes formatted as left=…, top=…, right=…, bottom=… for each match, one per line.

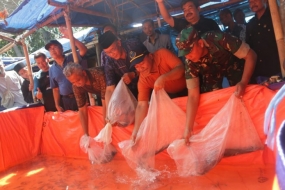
left=0, top=34, right=20, bottom=44
left=21, top=40, right=35, bottom=102
left=268, top=0, right=285, bottom=77
left=0, top=42, right=16, bottom=54
left=0, top=11, right=64, bottom=54
left=63, top=6, right=79, bottom=63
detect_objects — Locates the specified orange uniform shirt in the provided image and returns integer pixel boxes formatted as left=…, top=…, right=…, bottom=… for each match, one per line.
left=138, top=49, right=186, bottom=101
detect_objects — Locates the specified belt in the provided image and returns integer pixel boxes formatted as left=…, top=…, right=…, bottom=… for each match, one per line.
left=62, top=93, right=75, bottom=99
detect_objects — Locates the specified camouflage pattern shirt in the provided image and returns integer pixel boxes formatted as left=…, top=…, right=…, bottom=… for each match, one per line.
left=184, top=31, right=250, bottom=93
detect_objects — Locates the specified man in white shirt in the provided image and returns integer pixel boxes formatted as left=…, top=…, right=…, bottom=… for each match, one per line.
left=0, top=59, right=26, bottom=109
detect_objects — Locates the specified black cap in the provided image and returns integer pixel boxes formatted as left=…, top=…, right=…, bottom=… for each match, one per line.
left=45, top=40, right=63, bottom=50
left=98, top=31, right=118, bottom=49
left=13, top=62, right=25, bottom=74
left=129, top=44, right=149, bottom=69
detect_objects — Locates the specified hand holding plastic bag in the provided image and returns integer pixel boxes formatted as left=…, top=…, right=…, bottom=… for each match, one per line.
left=119, top=89, right=185, bottom=171
left=95, top=123, right=112, bottom=144
left=80, top=134, right=90, bottom=153
left=80, top=132, right=116, bottom=164
left=168, top=94, right=263, bottom=176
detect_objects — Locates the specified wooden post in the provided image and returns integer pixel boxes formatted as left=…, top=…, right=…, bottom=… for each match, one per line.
left=63, top=6, right=79, bottom=63
left=268, top=0, right=285, bottom=77
left=21, top=40, right=35, bottom=102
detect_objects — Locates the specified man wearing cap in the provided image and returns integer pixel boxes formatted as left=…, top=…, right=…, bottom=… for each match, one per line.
left=46, top=27, right=87, bottom=111
left=156, top=0, right=220, bottom=33
left=63, top=63, right=107, bottom=136
left=176, top=26, right=257, bottom=145
left=129, top=45, right=186, bottom=142
left=0, top=59, right=26, bottom=109
left=99, top=31, right=142, bottom=115
left=33, top=52, right=58, bottom=111
left=13, top=62, right=34, bottom=103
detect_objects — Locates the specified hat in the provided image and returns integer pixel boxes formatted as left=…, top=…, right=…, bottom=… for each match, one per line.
left=129, top=44, right=149, bottom=69
left=13, top=62, right=25, bottom=74
left=45, top=40, right=63, bottom=50
left=98, top=31, right=118, bottom=49
left=176, top=26, right=199, bottom=57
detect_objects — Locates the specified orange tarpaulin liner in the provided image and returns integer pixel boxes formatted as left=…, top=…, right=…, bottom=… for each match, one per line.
left=0, top=85, right=284, bottom=189
left=0, top=106, right=44, bottom=171
left=41, top=85, right=285, bottom=162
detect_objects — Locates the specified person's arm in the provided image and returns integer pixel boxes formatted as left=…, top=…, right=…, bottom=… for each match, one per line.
left=184, top=80, right=200, bottom=146
left=101, top=99, right=106, bottom=125
left=52, top=87, right=64, bottom=112
left=122, top=72, right=136, bottom=85
left=131, top=101, right=149, bottom=143
left=33, top=76, right=43, bottom=100
left=154, top=64, right=184, bottom=90
left=33, top=75, right=39, bottom=97
left=164, top=34, right=174, bottom=53
left=74, top=38, right=87, bottom=57
left=235, top=49, right=256, bottom=97
left=78, top=104, right=89, bottom=136
left=59, top=27, right=87, bottom=57
left=21, top=81, right=30, bottom=103
left=104, top=85, right=115, bottom=121
left=156, top=0, right=174, bottom=27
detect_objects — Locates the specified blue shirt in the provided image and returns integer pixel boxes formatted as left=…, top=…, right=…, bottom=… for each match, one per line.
left=49, top=53, right=86, bottom=95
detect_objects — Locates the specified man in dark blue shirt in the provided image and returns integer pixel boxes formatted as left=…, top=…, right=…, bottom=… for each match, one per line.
left=99, top=31, right=141, bottom=116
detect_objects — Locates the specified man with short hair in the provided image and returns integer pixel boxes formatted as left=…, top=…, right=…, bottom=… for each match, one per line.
left=129, top=45, right=186, bottom=142
left=156, top=0, right=220, bottom=33
left=99, top=31, right=141, bottom=115
left=142, top=19, right=174, bottom=53
left=246, top=0, right=281, bottom=83
left=233, top=8, right=246, bottom=25
left=46, top=27, right=87, bottom=111
left=33, top=52, right=58, bottom=111
left=13, top=62, right=34, bottom=103
left=0, top=59, right=26, bottom=109
left=176, top=26, right=257, bottom=145
left=219, top=8, right=245, bottom=41
left=63, top=63, right=106, bottom=136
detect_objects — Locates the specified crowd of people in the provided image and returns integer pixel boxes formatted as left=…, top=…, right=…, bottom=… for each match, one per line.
left=0, top=0, right=283, bottom=145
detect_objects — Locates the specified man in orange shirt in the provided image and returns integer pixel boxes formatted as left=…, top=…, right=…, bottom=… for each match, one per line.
left=130, top=45, right=186, bottom=142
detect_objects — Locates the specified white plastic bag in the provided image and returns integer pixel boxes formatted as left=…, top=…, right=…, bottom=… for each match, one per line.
left=80, top=132, right=116, bottom=164
left=106, top=79, right=137, bottom=127
left=119, top=89, right=185, bottom=170
left=80, top=79, right=136, bottom=164
left=167, top=94, right=263, bottom=176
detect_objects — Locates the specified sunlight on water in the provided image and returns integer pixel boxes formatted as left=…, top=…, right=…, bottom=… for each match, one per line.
left=0, top=173, right=16, bottom=186
left=26, top=168, right=44, bottom=176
